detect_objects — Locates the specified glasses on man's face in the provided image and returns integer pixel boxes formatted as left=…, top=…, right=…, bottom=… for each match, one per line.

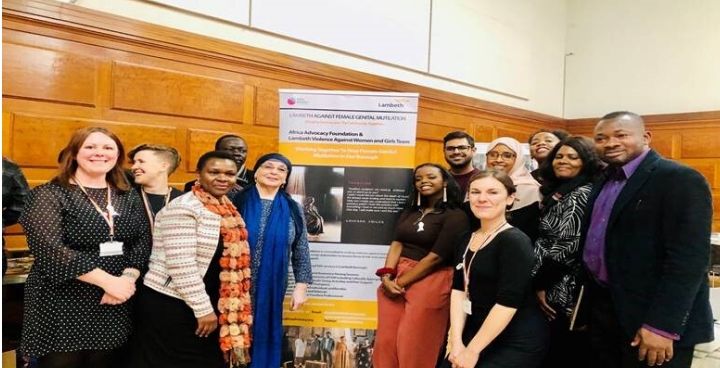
left=445, top=145, right=472, bottom=153
left=487, top=151, right=516, bottom=160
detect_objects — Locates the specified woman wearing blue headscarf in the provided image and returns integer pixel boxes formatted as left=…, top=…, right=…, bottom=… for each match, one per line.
left=232, top=153, right=312, bottom=368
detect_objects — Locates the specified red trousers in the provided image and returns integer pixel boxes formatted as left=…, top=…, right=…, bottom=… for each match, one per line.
left=373, top=257, right=453, bottom=368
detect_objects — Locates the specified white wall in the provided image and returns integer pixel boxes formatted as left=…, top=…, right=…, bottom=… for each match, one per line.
left=564, top=0, right=720, bottom=118
left=70, top=0, right=567, bottom=117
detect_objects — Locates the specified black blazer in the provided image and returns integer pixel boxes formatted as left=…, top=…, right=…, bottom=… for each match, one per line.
left=581, top=150, right=714, bottom=347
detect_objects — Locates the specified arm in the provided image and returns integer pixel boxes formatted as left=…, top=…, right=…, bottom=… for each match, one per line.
left=380, top=241, right=405, bottom=296
left=395, top=252, right=442, bottom=288
left=452, top=304, right=517, bottom=368
left=290, top=210, right=312, bottom=310
left=2, top=161, right=30, bottom=227
left=448, top=289, right=469, bottom=359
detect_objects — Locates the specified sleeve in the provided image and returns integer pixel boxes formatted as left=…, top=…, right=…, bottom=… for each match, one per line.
left=430, top=209, right=470, bottom=262
left=291, top=209, right=313, bottom=284
left=496, top=231, right=535, bottom=308
left=124, top=191, right=152, bottom=272
left=3, top=163, right=31, bottom=227
left=644, top=167, right=712, bottom=335
left=19, top=184, right=99, bottom=284
left=508, top=203, right=540, bottom=242
left=159, top=204, right=214, bottom=317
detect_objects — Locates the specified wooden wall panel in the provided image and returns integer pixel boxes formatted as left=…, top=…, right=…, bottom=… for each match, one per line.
left=111, top=62, right=244, bottom=122
left=681, top=129, right=720, bottom=159
left=2, top=43, right=96, bottom=106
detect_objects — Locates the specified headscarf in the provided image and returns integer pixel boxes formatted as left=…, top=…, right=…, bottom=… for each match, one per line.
left=487, top=137, right=541, bottom=210
left=253, top=153, right=293, bottom=182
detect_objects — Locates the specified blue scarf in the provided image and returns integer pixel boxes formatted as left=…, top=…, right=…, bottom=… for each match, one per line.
left=239, top=185, right=294, bottom=368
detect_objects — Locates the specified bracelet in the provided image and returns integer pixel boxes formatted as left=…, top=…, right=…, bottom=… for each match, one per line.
left=375, top=267, right=397, bottom=278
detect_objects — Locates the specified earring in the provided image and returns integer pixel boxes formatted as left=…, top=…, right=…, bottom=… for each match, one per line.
left=443, top=186, right=447, bottom=202
left=416, top=192, right=421, bottom=206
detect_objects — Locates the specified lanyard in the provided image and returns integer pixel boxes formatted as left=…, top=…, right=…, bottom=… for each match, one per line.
left=140, top=187, right=171, bottom=228
left=74, top=177, right=116, bottom=240
left=462, top=222, right=508, bottom=297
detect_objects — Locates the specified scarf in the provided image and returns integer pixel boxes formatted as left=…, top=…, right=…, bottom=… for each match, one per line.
left=192, top=184, right=253, bottom=366
left=487, top=137, right=541, bottom=210
left=539, top=174, right=590, bottom=214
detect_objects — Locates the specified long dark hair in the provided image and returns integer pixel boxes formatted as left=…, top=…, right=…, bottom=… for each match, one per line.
left=537, top=136, right=603, bottom=191
left=406, top=163, right=462, bottom=210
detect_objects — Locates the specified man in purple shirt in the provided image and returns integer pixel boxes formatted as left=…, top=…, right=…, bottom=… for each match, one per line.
left=582, top=111, right=713, bottom=367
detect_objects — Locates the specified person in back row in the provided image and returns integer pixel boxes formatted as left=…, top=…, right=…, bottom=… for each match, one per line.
left=527, top=129, right=569, bottom=182
left=184, top=134, right=254, bottom=198
left=443, top=131, right=481, bottom=198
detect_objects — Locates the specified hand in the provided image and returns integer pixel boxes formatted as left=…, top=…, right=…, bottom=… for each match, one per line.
left=101, top=275, right=136, bottom=302
left=381, top=277, right=405, bottom=298
left=536, top=290, right=557, bottom=320
left=291, top=283, right=308, bottom=311
left=631, top=327, right=674, bottom=366
left=447, top=340, right=465, bottom=363
left=100, top=292, right=124, bottom=305
left=196, top=312, right=218, bottom=337
left=449, top=347, right=479, bottom=368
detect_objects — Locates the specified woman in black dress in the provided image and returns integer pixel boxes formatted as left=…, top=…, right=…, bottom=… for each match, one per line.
left=445, top=170, right=548, bottom=368
left=19, top=127, right=151, bottom=368
left=128, top=143, right=184, bottom=226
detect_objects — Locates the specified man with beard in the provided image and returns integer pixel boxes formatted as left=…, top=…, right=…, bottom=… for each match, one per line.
left=183, top=134, right=254, bottom=198
left=443, top=131, right=480, bottom=198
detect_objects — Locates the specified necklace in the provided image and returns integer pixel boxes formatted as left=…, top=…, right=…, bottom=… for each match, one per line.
left=412, top=208, right=434, bottom=232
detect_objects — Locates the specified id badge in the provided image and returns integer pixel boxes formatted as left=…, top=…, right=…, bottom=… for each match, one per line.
left=463, top=297, right=472, bottom=315
left=99, top=241, right=124, bottom=257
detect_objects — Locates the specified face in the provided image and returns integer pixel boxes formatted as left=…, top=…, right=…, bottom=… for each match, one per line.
left=485, top=144, right=517, bottom=173
left=75, top=132, right=119, bottom=177
left=443, top=138, right=475, bottom=169
left=131, top=150, right=170, bottom=186
left=414, top=165, right=445, bottom=201
left=552, top=145, right=584, bottom=180
left=255, top=159, right=289, bottom=190
left=197, top=158, right=238, bottom=198
left=218, top=137, right=248, bottom=168
left=594, top=117, right=650, bottom=166
left=467, top=177, right=515, bottom=221
left=530, top=132, right=561, bottom=162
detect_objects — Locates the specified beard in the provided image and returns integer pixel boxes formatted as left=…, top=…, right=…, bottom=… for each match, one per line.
left=447, top=155, right=472, bottom=170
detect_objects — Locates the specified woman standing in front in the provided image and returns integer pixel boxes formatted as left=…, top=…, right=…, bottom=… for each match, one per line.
left=232, top=153, right=312, bottom=368
left=444, top=170, right=547, bottom=368
left=19, top=127, right=151, bottom=368
left=129, top=151, right=251, bottom=367
left=373, top=163, right=468, bottom=368
left=532, top=136, right=602, bottom=367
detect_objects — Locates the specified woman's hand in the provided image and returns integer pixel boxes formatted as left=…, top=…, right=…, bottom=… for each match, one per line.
left=101, top=275, right=136, bottom=302
left=100, top=293, right=124, bottom=305
left=291, top=283, right=309, bottom=311
left=447, top=339, right=466, bottom=363
left=536, top=290, right=557, bottom=320
left=449, top=347, right=480, bottom=368
left=381, top=276, right=405, bottom=298
left=196, top=312, right=218, bottom=337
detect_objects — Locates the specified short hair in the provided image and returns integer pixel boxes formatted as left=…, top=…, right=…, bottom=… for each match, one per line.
left=54, top=127, right=129, bottom=191
left=537, top=136, right=603, bottom=189
left=407, top=163, right=463, bottom=210
left=467, top=169, right=517, bottom=197
left=196, top=151, right=238, bottom=172
left=600, top=111, right=643, bottom=122
left=214, top=134, right=245, bottom=150
left=527, top=129, right=570, bottom=145
left=128, top=143, right=182, bottom=174
left=443, top=131, right=475, bottom=147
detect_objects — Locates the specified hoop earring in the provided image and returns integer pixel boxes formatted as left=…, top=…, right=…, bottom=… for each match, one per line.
left=443, top=186, right=447, bottom=202
left=416, top=192, right=421, bottom=206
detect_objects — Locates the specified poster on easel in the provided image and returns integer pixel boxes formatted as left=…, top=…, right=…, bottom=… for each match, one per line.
left=278, top=90, right=418, bottom=366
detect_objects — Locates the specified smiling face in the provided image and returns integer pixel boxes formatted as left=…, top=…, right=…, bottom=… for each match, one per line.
left=131, top=150, right=170, bottom=186
left=485, top=144, right=517, bottom=173
left=74, top=132, right=119, bottom=177
left=255, top=159, right=289, bottom=190
left=197, top=158, right=238, bottom=198
left=594, top=116, right=650, bottom=166
left=414, top=165, right=445, bottom=203
left=530, top=132, right=561, bottom=163
left=443, top=137, right=475, bottom=170
left=552, top=145, right=584, bottom=180
left=467, top=176, right=515, bottom=221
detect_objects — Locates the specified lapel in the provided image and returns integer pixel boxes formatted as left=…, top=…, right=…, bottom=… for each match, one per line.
left=607, top=150, right=661, bottom=229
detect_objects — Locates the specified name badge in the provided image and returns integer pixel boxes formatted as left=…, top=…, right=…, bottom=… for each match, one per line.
left=99, top=241, right=124, bottom=257
left=463, top=297, right=472, bottom=315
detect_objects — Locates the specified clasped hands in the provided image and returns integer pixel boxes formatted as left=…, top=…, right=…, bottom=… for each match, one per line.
left=99, top=269, right=137, bottom=305
left=381, top=275, right=405, bottom=298
left=448, top=341, right=479, bottom=368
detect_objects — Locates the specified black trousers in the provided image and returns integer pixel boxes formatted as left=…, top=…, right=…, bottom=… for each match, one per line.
left=539, top=312, right=590, bottom=368
left=38, top=350, right=113, bottom=368
left=587, top=283, right=694, bottom=368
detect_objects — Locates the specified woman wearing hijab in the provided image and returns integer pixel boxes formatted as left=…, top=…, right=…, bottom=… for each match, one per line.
left=485, top=137, right=541, bottom=241
left=232, top=153, right=312, bottom=368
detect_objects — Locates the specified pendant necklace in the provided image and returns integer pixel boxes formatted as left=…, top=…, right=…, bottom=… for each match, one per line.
left=413, top=208, right=433, bottom=232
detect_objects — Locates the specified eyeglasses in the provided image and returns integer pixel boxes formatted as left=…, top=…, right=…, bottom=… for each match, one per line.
left=445, top=145, right=472, bottom=153
left=487, top=151, right=516, bottom=160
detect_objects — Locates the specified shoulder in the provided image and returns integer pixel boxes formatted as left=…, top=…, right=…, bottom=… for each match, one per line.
left=161, top=192, right=203, bottom=215
left=442, top=207, right=470, bottom=221
left=497, top=227, right=533, bottom=249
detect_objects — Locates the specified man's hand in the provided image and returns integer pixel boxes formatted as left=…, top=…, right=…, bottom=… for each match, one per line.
left=631, top=327, right=674, bottom=366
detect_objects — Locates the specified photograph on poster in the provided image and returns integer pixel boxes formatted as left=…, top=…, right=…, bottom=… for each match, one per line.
left=287, top=166, right=345, bottom=243
left=282, top=327, right=376, bottom=368
left=472, top=142, right=537, bottom=172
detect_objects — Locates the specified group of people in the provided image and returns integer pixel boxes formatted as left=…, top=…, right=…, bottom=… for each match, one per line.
left=374, top=111, right=714, bottom=368
left=17, top=128, right=311, bottom=368
left=10, top=110, right=714, bottom=368
left=289, top=332, right=361, bottom=368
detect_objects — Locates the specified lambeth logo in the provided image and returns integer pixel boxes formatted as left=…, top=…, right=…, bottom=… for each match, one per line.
left=287, top=97, right=296, bottom=106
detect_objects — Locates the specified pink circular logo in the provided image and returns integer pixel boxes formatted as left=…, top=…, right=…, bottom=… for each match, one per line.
left=287, top=97, right=296, bottom=105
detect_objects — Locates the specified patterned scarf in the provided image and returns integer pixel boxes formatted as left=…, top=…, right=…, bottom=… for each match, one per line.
left=192, top=184, right=253, bottom=366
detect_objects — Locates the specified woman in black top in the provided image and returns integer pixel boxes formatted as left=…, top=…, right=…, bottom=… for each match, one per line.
left=19, top=127, right=151, bottom=368
left=128, top=143, right=184, bottom=225
left=444, top=170, right=547, bottom=368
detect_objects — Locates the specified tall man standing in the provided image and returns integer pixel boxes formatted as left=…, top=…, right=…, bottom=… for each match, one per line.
left=184, top=134, right=254, bottom=198
left=583, top=111, right=713, bottom=367
left=320, top=331, right=335, bottom=368
left=443, top=131, right=480, bottom=197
